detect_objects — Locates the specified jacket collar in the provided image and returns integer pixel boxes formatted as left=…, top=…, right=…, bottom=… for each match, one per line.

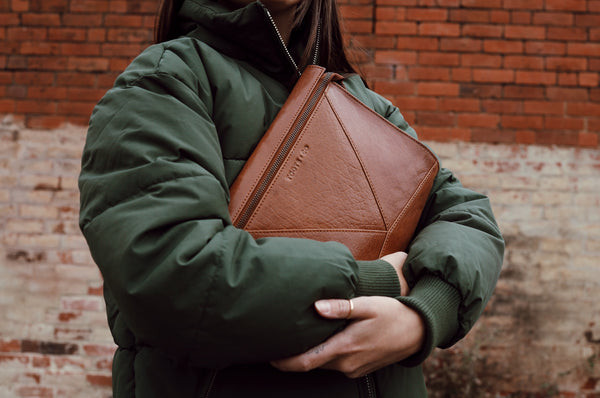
left=179, top=0, right=303, bottom=86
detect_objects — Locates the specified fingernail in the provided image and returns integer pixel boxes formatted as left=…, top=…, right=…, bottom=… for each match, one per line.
left=315, top=300, right=331, bottom=315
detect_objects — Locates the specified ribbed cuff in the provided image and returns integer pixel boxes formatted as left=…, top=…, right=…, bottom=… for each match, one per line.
left=397, top=274, right=461, bottom=367
left=355, top=259, right=402, bottom=297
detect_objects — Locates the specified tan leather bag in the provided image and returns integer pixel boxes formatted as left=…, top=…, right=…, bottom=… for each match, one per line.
left=229, top=65, right=439, bottom=260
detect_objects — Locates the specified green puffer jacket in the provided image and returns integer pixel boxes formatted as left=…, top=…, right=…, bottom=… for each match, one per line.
left=78, top=0, right=504, bottom=396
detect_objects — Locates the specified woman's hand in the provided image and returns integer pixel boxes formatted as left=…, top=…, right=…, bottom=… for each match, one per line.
left=380, top=251, right=410, bottom=296
left=270, top=296, right=425, bottom=378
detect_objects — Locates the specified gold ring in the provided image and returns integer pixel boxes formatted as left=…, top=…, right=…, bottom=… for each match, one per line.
left=347, top=299, right=354, bottom=319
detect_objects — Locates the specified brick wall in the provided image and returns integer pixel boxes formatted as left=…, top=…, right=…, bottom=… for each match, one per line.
left=1, top=0, right=599, bottom=146
left=1, top=121, right=599, bottom=397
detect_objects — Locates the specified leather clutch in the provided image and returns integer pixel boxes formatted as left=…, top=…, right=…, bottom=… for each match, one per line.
left=229, top=65, right=439, bottom=260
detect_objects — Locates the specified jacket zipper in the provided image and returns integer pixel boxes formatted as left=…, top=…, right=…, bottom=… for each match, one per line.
left=360, top=373, right=377, bottom=398
left=202, top=369, right=218, bottom=398
left=263, top=6, right=301, bottom=76
left=235, top=72, right=335, bottom=228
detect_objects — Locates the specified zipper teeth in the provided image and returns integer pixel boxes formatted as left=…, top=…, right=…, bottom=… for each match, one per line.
left=313, top=22, right=320, bottom=65
left=264, top=7, right=300, bottom=75
left=202, top=370, right=218, bottom=398
left=362, top=374, right=375, bottom=398
left=235, top=73, right=335, bottom=228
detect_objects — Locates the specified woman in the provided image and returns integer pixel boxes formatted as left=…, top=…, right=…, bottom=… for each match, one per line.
left=78, top=0, right=504, bottom=396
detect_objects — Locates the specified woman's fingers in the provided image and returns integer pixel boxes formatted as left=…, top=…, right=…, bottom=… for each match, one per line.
left=314, top=298, right=374, bottom=320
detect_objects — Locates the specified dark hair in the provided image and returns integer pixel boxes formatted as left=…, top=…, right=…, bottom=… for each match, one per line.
left=154, top=0, right=357, bottom=75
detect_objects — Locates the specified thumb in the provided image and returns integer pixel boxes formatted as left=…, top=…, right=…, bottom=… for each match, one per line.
left=314, top=298, right=366, bottom=320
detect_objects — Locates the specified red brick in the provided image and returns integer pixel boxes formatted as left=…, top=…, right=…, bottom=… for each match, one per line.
left=523, top=100, right=564, bottom=115
left=29, top=0, right=69, bottom=12
left=56, top=72, right=95, bottom=87
left=339, top=5, right=373, bottom=19
left=460, top=0, right=501, bottom=7
left=461, top=53, right=502, bottom=68
left=457, top=113, right=500, bottom=128
left=504, top=85, right=545, bottom=99
left=408, top=66, right=450, bottom=81
left=419, top=52, right=459, bottom=66
left=417, top=126, right=471, bottom=141
left=70, top=0, right=110, bottom=12
left=503, top=0, right=543, bottom=9
left=579, top=73, right=599, bottom=87
left=57, top=101, right=95, bottom=116
left=440, top=38, right=482, bottom=52
left=344, top=20, right=373, bottom=33
left=535, top=130, right=579, bottom=146
left=27, top=87, right=67, bottom=100
left=27, top=56, right=68, bottom=70
left=418, top=22, right=460, bottom=36
left=490, top=12, right=510, bottom=24
left=32, top=355, right=51, bottom=368
left=375, top=6, right=400, bottom=20
left=62, top=13, right=103, bottom=27
left=0, top=99, right=17, bottom=113
left=473, top=69, right=515, bottom=83
left=575, top=13, right=600, bottom=27
left=505, top=26, right=545, bottom=40
left=515, top=130, right=536, bottom=144
left=373, top=81, right=416, bottom=95
left=417, top=82, right=459, bottom=96
left=482, top=99, right=522, bottom=114
left=546, top=87, right=588, bottom=101
left=532, top=12, right=574, bottom=26
left=101, top=43, right=144, bottom=57
left=395, top=37, right=439, bottom=50
left=515, top=71, right=557, bottom=85
left=545, top=0, right=587, bottom=11
left=558, top=72, right=579, bottom=86
left=106, top=28, right=152, bottom=43
left=11, top=0, right=29, bottom=12
left=567, top=102, right=600, bottom=117
left=547, top=27, right=587, bottom=41
left=83, top=344, right=116, bottom=356
left=504, top=55, right=545, bottom=70
left=406, top=7, right=447, bottom=21
left=460, top=84, right=502, bottom=98
left=525, top=41, right=566, bottom=55
left=547, top=57, right=588, bottom=71
left=462, top=24, right=503, bottom=38
left=511, top=11, right=532, bottom=25
left=7, top=27, right=48, bottom=41
left=14, top=72, right=54, bottom=85
left=67, top=57, right=109, bottom=72
left=0, top=339, right=21, bottom=352
left=502, top=115, right=544, bottom=129
left=87, top=28, right=107, bottom=42
left=60, top=43, right=101, bottom=57
left=450, top=67, right=472, bottom=82
left=375, top=50, right=418, bottom=65
left=16, top=100, right=56, bottom=114
left=484, top=40, right=523, bottom=54
left=439, top=98, right=480, bottom=111
left=448, top=9, right=489, bottom=22
left=578, top=132, right=599, bottom=147
left=376, top=21, right=418, bottom=35
left=21, top=13, right=61, bottom=26
left=416, top=111, right=454, bottom=126
left=48, top=27, right=87, bottom=41
left=568, top=43, right=600, bottom=57
left=544, top=117, right=585, bottom=131
left=104, top=15, right=143, bottom=28
left=471, top=128, right=515, bottom=143
left=86, top=374, right=112, bottom=387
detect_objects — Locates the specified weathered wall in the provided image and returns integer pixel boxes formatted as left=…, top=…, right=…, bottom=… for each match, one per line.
left=1, top=0, right=600, bottom=396
left=1, top=120, right=599, bottom=397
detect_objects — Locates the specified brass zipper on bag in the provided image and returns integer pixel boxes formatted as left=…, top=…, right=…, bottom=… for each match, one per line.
left=235, top=72, right=335, bottom=229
